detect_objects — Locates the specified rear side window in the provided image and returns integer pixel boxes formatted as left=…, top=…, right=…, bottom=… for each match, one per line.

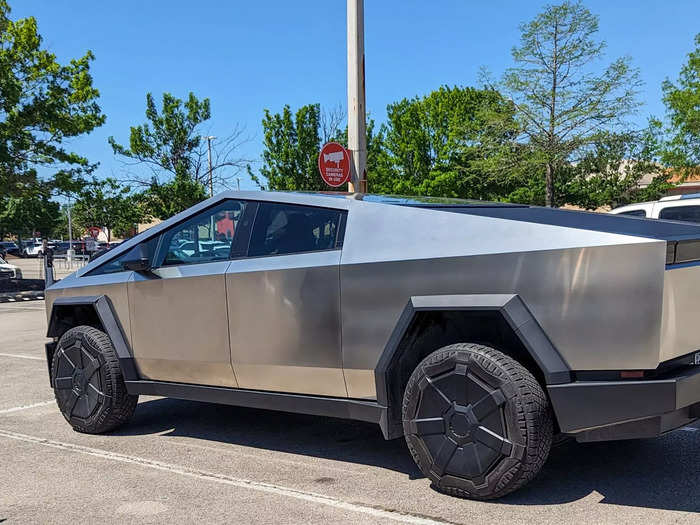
left=658, top=205, right=700, bottom=223
left=618, top=209, right=646, bottom=217
left=248, top=203, right=343, bottom=257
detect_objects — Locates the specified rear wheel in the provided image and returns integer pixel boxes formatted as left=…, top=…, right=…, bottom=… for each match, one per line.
left=52, top=325, right=138, bottom=433
left=402, top=343, right=553, bottom=499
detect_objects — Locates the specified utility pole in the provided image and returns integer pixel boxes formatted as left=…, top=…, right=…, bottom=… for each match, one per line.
left=205, top=135, right=216, bottom=197
left=236, top=177, right=241, bottom=192
left=347, top=0, right=367, bottom=193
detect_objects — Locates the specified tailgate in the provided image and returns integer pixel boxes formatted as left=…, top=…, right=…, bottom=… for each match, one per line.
left=661, top=260, right=700, bottom=362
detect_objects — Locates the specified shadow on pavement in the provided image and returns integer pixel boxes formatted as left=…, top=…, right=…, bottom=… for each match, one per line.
left=119, top=397, right=699, bottom=512
left=503, top=432, right=700, bottom=512
left=118, top=397, right=424, bottom=479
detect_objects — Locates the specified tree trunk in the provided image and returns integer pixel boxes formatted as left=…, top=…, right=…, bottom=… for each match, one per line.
left=545, top=163, right=554, bottom=207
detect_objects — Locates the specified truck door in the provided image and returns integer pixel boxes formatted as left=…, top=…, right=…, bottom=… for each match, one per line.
left=128, top=199, right=250, bottom=387
left=225, top=201, right=347, bottom=397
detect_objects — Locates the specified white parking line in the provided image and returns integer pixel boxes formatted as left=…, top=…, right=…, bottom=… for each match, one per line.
left=0, top=429, right=450, bottom=525
left=0, top=352, right=44, bottom=361
left=0, top=400, right=54, bottom=414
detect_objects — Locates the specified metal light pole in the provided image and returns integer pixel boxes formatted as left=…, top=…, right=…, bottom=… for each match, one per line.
left=205, top=135, right=216, bottom=197
left=67, top=200, right=73, bottom=249
left=66, top=199, right=74, bottom=265
left=347, top=0, right=367, bottom=193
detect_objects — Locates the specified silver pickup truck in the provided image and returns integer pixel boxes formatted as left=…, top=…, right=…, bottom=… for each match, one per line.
left=42, top=192, right=700, bottom=499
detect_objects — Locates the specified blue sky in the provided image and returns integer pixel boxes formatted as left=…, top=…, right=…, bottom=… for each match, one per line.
left=15, top=0, right=700, bottom=191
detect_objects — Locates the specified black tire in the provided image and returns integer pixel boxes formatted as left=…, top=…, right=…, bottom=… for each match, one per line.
left=402, top=343, right=553, bottom=500
left=51, top=325, right=138, bottom=433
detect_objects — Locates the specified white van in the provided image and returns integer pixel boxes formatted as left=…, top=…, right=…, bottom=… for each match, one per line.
left=610, top=193, right=700, bottom=223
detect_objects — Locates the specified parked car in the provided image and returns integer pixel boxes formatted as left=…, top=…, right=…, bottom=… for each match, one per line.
left=42, top=192, right=700, bottom=500
left=0, top=241, right=20, bottom=258
left=21, top=240, right=47, bottom=257
left=50, top=241, right=89, bottom=256
left=88, top=241, right=120, bottom=262
left=0, top=256, right=22, bottom=280
left=610, top=193, right=700, bottom=222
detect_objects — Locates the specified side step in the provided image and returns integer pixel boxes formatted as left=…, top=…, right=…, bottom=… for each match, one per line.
left=125, top=380, right=392, bottom=438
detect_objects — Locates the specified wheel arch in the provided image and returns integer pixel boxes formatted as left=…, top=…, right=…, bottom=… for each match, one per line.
left=46, top=295, right=138, bottom=384
left=374, top=294, right=571, bottom=439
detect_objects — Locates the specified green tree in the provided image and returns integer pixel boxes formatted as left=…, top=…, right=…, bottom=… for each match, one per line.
left=0, top=193, right=60, bottom=242
left=109, top=92, right=248, bottom=217
left=250, top=102, right=412, bottom=193
left=484, top=1, right=641, bottom=206
left=371, top=86, right=519, bottom=199
left=0, top=1, right=104, bottom=197
left=565, top=127, right=671, bottom=209
left=141, top=174, right=207, bottom=220
left=250, top=104, right=329, bottom=191
left=661, top=34, right=700, bottom=170
left=71, top=178, right=147, bottom=241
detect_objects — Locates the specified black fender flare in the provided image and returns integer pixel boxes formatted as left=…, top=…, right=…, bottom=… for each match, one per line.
left=46, top=295, right=138, bottom=383
left=374, top=294, right=571, bottom=438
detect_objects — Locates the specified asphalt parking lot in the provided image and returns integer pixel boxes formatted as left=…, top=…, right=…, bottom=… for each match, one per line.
left=1, top=300, right=698, bottom=524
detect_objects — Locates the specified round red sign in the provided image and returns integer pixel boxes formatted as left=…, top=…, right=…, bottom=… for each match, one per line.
left=87, top=226, right=101, bottom=239
left=318, top=142, right=350, bottom=187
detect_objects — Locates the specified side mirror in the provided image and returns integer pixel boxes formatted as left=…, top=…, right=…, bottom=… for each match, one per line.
left=121, top=244, right=152, bottom=272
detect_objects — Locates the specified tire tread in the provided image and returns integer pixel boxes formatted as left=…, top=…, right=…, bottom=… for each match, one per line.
left=402, top=343, right=553, bottom=500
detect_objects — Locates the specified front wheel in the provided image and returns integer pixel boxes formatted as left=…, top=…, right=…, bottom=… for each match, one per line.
left=51, top=325, right=138, bottom=433
left=402, top=343, right=553, bottom=499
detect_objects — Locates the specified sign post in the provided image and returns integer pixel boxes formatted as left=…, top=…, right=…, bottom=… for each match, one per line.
left=87, top=226, right=101, bottom=240
left=318, top=142, right=351, bottom=187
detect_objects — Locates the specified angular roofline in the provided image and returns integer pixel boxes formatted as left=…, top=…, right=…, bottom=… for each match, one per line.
left=71, top=191, right=358, bottom=278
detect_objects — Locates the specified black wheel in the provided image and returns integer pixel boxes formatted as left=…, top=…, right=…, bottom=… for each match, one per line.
left=402, top=343, right=553, bottom=500
left=51, top=325, right=138, bottom=433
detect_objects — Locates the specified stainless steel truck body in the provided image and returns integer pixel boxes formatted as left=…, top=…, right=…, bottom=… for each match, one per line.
left=43, top=191, right=700, bottom=499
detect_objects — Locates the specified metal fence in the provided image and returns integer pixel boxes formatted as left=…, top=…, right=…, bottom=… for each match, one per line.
left=38, top=254, right=88, bottom=280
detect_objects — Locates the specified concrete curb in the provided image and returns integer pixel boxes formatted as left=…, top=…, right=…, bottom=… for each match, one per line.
left=0, top=290, right=45, bottom=303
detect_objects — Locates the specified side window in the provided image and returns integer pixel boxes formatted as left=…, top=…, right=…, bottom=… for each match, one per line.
left=248, top=202, right=343, bottom=257
left=658, top=205, right=700, bottom=223
left=88, top=236, right=159, bottom=276
left=157, top=200, right=247, bottom=267
left=618, top=209, right=646, bottom=217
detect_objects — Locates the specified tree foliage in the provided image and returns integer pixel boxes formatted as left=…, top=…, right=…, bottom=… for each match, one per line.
left=370, top=86, right=520, bottom=199
left=251, top=103, right=381, bottom=191
left=565, top=128, right=671, bottom=209
left=109, top=91, right=249, bottom=216
left=140, top=174, right=207, bottom=221
left=250, top=104, right=329, bottom=191
left=485, top=0, right=642, bottom=206
left=0, top=0, right=105, bottom=197
left=71, top=178, right=147, bottom=241
left=109, top=92, right=210, bottom=182
left=662, top=33, right=700, bottom=169
left=0, top=192, right=60, bottom=240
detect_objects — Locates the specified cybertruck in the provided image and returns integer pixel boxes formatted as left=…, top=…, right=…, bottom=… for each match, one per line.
left=43, top=192, right=700, bottom=499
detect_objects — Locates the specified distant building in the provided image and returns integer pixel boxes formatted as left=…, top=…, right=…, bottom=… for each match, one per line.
left=637, top=167, right=700, bottom=196
left=663, top=168, right=700, bottom=196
